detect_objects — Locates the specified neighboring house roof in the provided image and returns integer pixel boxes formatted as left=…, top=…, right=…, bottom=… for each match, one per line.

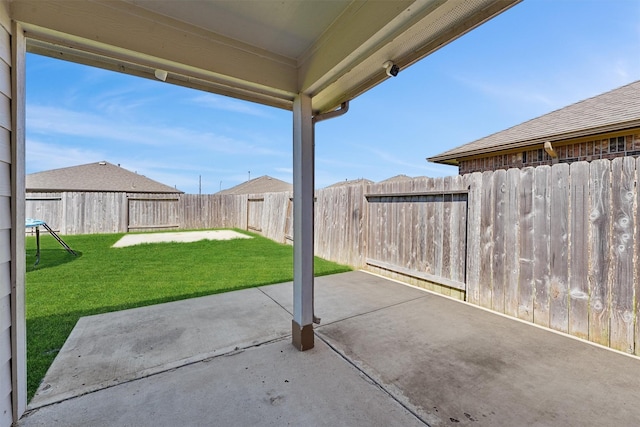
left=325, top=178, right=373, bottom=188
left=217, top=175, right=292, bottom=195
left=429, top=80, right=640, bottom=165
left=378, top=174, right=413, bottom=183
left=26, top=161, right=183, bottom=193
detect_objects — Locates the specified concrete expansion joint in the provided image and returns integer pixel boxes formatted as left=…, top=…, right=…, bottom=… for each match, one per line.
left=257, top=286, right=292, bottom=315
left=314, top=333, right=431, bottom=426
left=313, top=295, right=428, bottom=330
left=212, top=336, right=290, bottom=360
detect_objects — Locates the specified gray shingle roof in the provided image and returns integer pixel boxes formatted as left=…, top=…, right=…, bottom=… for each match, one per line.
left=325, top=178, right=373, bottom=188
left=26, top=161, right=183, bottom=193
left=377, top=174, right=413, bottom=183
left=216, top=175, right=292, bottom=195
left=429, top=80, right=640, bottom=164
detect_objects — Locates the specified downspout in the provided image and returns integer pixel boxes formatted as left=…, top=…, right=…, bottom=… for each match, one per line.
left=313, top=101, right=349, bottom=124
left=308, top=100, right=349, bottom=326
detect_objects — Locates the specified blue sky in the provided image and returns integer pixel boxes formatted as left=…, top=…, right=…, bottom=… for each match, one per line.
left=26, top=0, right=640, bottom=194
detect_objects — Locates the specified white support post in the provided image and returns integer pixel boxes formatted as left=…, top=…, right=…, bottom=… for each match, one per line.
left=292, top=93, right=315, bottom=350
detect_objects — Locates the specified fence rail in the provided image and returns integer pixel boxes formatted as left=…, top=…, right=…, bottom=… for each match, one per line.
left=25, top=157, right=640, bottom=356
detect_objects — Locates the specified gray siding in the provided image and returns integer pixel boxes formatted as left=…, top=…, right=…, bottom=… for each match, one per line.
left=0, top=6, right=10, bottom=426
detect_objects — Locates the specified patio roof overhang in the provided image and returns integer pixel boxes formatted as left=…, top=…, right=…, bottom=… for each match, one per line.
left=11, top=0, right=520, bottom=114
left=8, top=0, right=521, bottom=353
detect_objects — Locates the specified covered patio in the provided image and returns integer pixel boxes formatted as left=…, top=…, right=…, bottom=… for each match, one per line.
left=4, top=1, right=530, bottom=423
left=19, top=271, right=640, bottom=426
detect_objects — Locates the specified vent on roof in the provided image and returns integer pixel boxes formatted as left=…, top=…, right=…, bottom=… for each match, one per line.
left=99, top=161, right=106, bottom=165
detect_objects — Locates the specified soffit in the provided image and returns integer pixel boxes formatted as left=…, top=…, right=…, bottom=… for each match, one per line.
left=11, top=0, right=520, bottom=113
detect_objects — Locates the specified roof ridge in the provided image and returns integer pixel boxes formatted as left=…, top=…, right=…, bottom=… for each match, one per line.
left=26, top=161, right=182, bottom=193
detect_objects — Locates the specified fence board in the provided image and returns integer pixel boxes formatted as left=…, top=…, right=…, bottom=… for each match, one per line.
left=424, top=178, right=436, bottom=276
left=389, top=181, right=401, bottom=267
left=354, top=184, right=366, bottom=266
left=479, top=171, right=494, bottom=309
left=505, top=168, right=520, bottom=317
left=396, top=184, right=407, bottom=269
left=441, top=177, right=453, bottom=290
left=492, top=169, right=506, bottom=312
left=433, top=178, right=445, bottom=279
left=340, top=187, right=348, bottom=263
left=533, top=166, right=551, bottom=327
left=568, top=162, right=590, bottom=339
left=452, top=175, right=467, bottom=300
left=636, top=157, right=640, bottom=356
left=465, top=172, right=482, bottom=304
left=518, top=167, right=535, bottom=321
left=609, top=157, right=635, bottom=353
left=588, top=159, right=611, bottom=346
left=452, top=175, right=466, bottom=284
left=357, top=183, right=368, bottom=267
left=549, top=163, right=570, bottom=332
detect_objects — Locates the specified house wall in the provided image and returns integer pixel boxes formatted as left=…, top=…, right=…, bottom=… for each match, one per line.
left=0, top=3, right=21, bottom=426
left=459, top=131, right=640, bottom=174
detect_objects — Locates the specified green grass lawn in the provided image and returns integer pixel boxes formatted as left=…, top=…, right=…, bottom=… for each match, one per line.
left=26, top=229, right=350, bottom=399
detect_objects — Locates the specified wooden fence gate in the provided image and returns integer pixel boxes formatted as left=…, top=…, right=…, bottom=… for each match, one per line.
left=366, top=190, right=469, bottom=292
left=127, top=196, right=180, bottom=232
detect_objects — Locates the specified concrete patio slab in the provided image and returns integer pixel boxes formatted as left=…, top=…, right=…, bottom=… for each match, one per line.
left=317, top=291, right=640, bottom=426
left=29, top=287, right=292, bottom=409
left=20, top=271, right=640, bottom=426
left=20, top=338, right=424, bottom=427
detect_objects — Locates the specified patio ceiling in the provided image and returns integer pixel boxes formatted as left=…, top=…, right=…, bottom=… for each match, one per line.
left=11, top=0, right=520, bottom=114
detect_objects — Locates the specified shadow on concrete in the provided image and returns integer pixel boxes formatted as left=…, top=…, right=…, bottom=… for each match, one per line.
left=20, top=271, right=640, bottom=426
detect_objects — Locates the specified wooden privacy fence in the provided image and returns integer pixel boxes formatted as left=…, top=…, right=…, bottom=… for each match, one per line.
left=24, top=157, right=640, bottom=355
left=464, top=157, right=640, bottom=355
left=365, top=177, right=468, bottom=297
left=26, top=192, right=248, bottom=234
left=26, top=192, right=127, bottom=234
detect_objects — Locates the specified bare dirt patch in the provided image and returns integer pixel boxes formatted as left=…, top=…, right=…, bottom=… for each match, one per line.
left=112, top=230, right=252, bottom=248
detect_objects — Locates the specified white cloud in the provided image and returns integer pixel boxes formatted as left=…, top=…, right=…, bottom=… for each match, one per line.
left=452, top=76, right=556, bottom=109
left=190, top=94, right=273, bottom=117
left=27, top=104, right=289, bottom=157
left=273, top=167, right=292, bottom=174
left=368, top=147, right=451, bottom=175
left=26, top=139, right=107, bottom=173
